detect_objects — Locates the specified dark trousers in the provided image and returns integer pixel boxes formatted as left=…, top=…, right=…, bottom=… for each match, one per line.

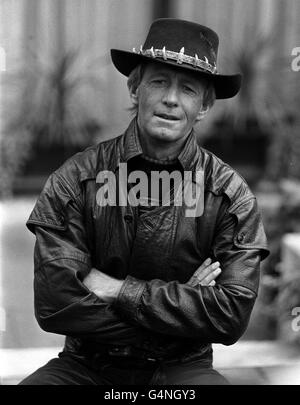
left=19, top=351, right=228, bottom=385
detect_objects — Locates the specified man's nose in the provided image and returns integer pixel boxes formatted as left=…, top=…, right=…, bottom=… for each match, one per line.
left=162, top=84, right=179, bottom=107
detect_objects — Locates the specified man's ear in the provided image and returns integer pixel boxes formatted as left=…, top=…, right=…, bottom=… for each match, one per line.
left=195, top=105, right=210, bottom=122
left=129, top=87, right=139, bottom=107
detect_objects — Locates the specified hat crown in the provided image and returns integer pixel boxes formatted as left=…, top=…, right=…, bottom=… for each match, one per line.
left=110, top=18, right=242, bottom=99
left=143, top=18, right=219, bottom=66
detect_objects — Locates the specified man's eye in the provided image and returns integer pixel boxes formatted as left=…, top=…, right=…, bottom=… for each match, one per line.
left=183, top=85, right=196, bottom=94
left=152, top=79, right=166, bottom=84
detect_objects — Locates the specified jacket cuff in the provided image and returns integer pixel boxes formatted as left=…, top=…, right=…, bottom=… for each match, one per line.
left=115, top=275, right=146, bottom=320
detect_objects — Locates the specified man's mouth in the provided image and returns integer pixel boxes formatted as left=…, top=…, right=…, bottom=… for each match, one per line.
left=155, top=113, right=180, bottom=121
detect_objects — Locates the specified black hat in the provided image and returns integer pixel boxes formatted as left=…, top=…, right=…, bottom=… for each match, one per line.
left=111, top=18, right=241, bottom=99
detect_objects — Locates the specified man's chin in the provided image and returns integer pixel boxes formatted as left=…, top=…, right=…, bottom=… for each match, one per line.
left=151, top=129, right=181, bottom=142
left=150, top=122, right=183, bottom=139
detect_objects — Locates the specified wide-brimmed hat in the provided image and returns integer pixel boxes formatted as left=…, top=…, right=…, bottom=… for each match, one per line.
left=111, top=18, right=242, bottom=99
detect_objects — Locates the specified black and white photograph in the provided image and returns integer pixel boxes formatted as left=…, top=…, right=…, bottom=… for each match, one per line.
left=1, top=0, right=300, bottom=388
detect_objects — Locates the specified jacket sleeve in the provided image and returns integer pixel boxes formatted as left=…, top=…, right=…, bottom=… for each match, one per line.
left=27, top=171, right=149, bottom=345
left=114, top=196, right=270, bottom=345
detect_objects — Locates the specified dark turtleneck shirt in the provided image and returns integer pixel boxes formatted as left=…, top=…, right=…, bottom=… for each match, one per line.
left=127, top=154, right=184, bottom=216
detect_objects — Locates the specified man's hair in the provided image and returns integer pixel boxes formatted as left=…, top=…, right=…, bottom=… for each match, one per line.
left=127, top=63, right=216, bottom=114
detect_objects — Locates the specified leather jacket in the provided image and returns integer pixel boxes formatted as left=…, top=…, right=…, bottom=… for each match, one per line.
left=27, top=118, right=269, bottom=363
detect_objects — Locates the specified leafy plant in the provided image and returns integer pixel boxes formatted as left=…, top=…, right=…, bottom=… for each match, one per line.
left=229, top=36, right=300, bottom=181
left=198, top=31, right=300, bottom=183
left=1, top=50, right=106, bottom=197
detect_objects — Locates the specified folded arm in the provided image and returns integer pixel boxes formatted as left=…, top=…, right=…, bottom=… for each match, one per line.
left=28, top=173, right=149, bottom=345
left=110, top=197, right=269, bottom=345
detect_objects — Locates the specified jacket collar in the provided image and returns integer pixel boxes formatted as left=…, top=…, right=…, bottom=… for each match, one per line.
left=122, top=118, right=143, bottom=163
left=177, top=129, right=202, bottom=171
left=121, top=117, right=202, bottom=173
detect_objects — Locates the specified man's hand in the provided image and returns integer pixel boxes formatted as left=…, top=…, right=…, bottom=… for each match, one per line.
left=187, top=258, right=221, bottom=287
left=83, top=268, right=124, bottom=303
left=83, top=258, right=220, bottom=303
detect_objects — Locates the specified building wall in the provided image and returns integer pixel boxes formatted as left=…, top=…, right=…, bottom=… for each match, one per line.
left=2, top=0, right=300, bottom=141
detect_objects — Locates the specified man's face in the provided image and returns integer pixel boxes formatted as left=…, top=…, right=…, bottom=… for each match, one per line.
left=134, top=62, right=207, bottom=144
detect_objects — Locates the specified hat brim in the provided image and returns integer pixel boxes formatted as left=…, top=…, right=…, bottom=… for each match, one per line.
left=111, top=49, right=242, bottom=99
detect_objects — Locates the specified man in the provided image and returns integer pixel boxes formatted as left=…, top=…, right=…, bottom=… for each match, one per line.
left=20, top=18, right=269, bottom=385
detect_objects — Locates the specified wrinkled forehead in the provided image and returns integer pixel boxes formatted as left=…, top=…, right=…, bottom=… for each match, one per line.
left=142, top=61, right=209, bottom=86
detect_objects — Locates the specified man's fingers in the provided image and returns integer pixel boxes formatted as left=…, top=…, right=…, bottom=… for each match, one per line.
left=196, top=257, right=212, bottom=273
left=199, top=268, right=222, bottom=286
left=193, top=261, right=220, bottom=283
left=186, top=259, right=222, bottom=287
left=188, top=266, right=221, bottom=287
